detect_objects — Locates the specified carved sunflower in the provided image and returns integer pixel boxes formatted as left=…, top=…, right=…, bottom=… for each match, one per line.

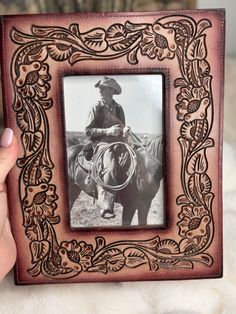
left=140, top=23, right=177, bottom=60
left=23, top=183, right=57, bottom=219
left=176, top=85, right=210, bottom=121
left=16, top=62, right=51, bottom=100
left=58, top=240, right=94, bottom=273
left=177, top=203, right=210, bottom=239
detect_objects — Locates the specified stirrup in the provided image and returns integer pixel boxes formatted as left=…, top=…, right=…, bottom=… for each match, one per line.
left=100, top=209, right=116, bottom=219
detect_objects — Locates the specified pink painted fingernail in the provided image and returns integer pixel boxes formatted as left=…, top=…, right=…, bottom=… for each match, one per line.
left=0, top=128, right=14, bottom=148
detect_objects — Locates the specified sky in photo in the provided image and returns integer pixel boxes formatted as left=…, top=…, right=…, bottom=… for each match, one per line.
left=63, top=74, right=163, bottom=135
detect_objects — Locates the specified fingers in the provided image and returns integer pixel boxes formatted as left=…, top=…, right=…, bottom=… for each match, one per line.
left=0, top=128, right=18, bottom=280
left=0, top=128, right=18, bottom=237
left=0, top=128, right=18, bottom=185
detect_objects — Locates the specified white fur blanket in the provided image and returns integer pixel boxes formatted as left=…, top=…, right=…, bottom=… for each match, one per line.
left=0, top=59, right=236, bottom=314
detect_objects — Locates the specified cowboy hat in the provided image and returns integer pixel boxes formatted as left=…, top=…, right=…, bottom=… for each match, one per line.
left=95, top=77, right=122, bottom=95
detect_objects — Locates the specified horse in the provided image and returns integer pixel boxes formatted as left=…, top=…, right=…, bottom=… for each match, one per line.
left=67, top=135, right=163, bottom=226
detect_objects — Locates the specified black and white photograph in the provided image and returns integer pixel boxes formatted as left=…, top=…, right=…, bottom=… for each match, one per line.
left=63, top=74, right=164, bottom=228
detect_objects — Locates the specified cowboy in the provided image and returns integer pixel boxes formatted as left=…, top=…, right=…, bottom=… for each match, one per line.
left=84, top=77, right=129, bottom=219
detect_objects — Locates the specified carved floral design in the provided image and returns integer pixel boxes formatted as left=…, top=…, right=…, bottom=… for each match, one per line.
left=23, top=183, right=58, bottom=225
left=140, top=23, right=177, bottom=60
left=59, top=240, right=94, bottom=273
left=16, top=62, right=51, bottom=100
left=177, top=203, right=210, bottom=238
left=176, top=85, right=210, bottom=121
left=10, top=15, right=215, bottom=280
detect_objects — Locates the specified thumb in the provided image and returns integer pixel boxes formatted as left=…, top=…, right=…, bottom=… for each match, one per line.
left=0, top=128, right=18, bottom=185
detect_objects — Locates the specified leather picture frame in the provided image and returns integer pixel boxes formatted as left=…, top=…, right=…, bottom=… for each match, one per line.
left=0, top=9, right=225, bottom=284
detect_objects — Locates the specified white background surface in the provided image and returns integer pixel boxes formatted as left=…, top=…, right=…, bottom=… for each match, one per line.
left=198, top=0, right=235, bottom=56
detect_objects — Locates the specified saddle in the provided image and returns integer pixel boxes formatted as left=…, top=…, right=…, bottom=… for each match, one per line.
left=82, top=142, right=94, bottom=161
left=77, top=153, right=92, bottom=173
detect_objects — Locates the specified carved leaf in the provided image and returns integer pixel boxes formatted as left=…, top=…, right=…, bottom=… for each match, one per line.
left=199, top=253, right=213, bottom=266
left=156, top=239, right=179, bottom=254
left=188, top=174, right=203, bottom=205
left=11, top=27, right=34, bottom=44
left=69, top=51, right=91, bottom=64
left=179, top=238, right=198, bottom=253
left=174, top=260, right=193, bottom=269
left=32, top=26, right=61, bottom=37
left=22, top=131, right=43, bottom=156
left=125, top=21, right=148, bottom=32
left=196, top=19, right=212, bottom=37
left=28, top=262, right=42, bottom=277
left=81, top=28, right=107, bottom=52
left=200, top=138, right=214, bottom=150
left=188, top=173, right=212, bottom=205
left=175, top=19, right=194, bottom=39
left=166, top=21, right=191, bottom=39
left=16, top=101, right=41, bottom=132
left=16, top=109, right=29, bottom=131
left=26, top=225, right=39, bottom=241
left=38, top=99, right=53, bottom=110
left=200, top=173, right=212, bottom=194
left=174, top=78, right=188, bottom=87
left=26, top=220, right=49, bottom=240
left=48, top=216, right=60, bottom=224
left=48, top=44, right=72, bottom=61
left=106, top=24, right=127, bottom=39
left=178, top=137, right=189, bottom=160
left=187, top=149, right=208, bottom=174
left=137, top=235, right=160, bottom=250
left=127, top=45, right=139, bottom=64
left=41, top=145, right=54, bottom=168
left=124, top=248, right=147, bottom=268
left=204, top=192, right=214, bottom=210
left=95, top=237, right=106, bottom=253
left=106, top=254, right=125, bottom=272
left=32, top=103, right=42, bottom=131
left=96, top=248, right=122, bottom=263
left=176, top=195, right=190, bottom=205
left=187, top=35, right=207, bottom=60
left=203, top=76, right=212, bottom=92
left=23, top=212, right=32, bottom=227
left=27, top=44, right=48, bottom=63
left=195, top=119, right=208, bottom=142
left=199, top=60, right=210, bottom=76
left=149, top=260, right=159, bottom=271
left=109, top=32, right=141, bottom=51
left=69, top=24, right=80, bottom=37
left=30, top=240, right=50, bottom=263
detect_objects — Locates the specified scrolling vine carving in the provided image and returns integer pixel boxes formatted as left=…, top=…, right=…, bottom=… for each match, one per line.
left=11, top=15, right=215, bottom=279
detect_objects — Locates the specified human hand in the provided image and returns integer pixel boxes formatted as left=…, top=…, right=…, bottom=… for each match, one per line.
left=106, top=124, right=121, bottom=137
left=0, top=128, right=18, bottom=281
left=123, top=126, right=131, bottom=138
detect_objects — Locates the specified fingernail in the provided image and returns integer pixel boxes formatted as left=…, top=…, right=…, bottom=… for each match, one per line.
left=0, top=128, right=14, bottom=148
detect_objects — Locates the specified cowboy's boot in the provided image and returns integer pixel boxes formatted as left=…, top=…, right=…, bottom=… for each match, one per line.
left=97, top=185, right=116, bottom=219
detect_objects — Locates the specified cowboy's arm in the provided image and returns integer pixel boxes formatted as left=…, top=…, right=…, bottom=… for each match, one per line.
left=85, top=106, right=118, bottom=137
left=118, top=105, right=125, bottom=126
left=85, top=107, right=107, bottom=138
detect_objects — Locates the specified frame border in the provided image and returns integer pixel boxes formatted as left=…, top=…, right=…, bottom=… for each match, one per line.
left=0, top=10, right=224, bottom=284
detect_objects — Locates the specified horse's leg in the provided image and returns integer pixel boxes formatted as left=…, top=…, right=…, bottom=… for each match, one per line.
left=137, top=201, right=152, bottom=226
left=68, top=182, right=81, bottom=211
left=122, top=205, right=136, bottom=226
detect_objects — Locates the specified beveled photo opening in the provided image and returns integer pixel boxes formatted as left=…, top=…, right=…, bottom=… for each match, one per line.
left=63, top=74, right=164, bottom=228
